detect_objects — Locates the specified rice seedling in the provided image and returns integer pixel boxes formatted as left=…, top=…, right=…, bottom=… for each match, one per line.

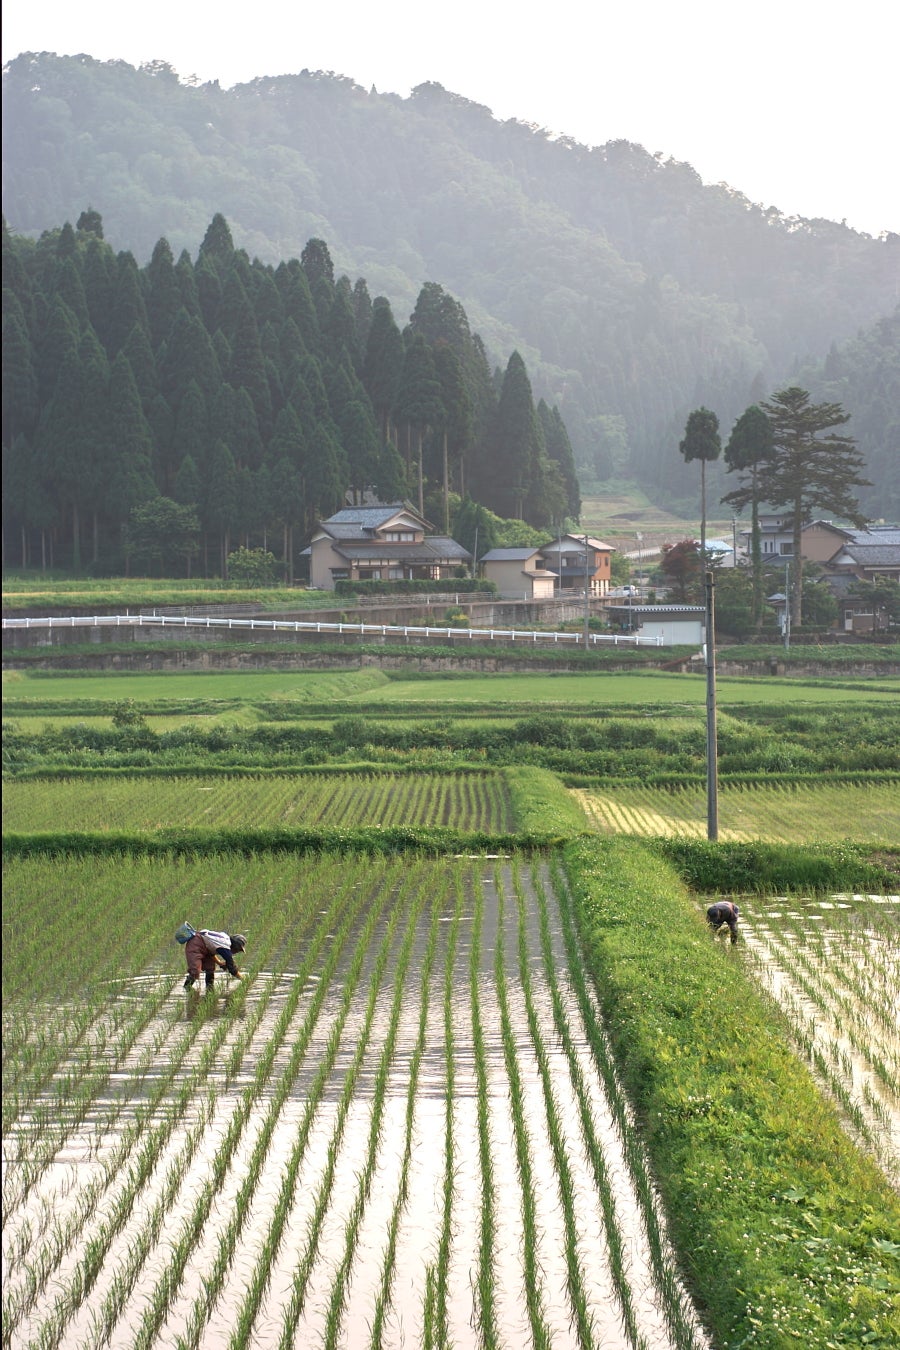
left=367, top=877, right=444, bottom=1347
left=430, top=866, right=466, bottom=1349
left=572, top=781, right=900, bottom=844
left=530, top=863, right=646, bottom=1347
left=508, top=859, right=594, bottom=1348
left=469, top=860, right=499, bottom=1349
left=2, top=771, right=515, bottom=834
left=492, top=867, right=554, bottom=1348
left=181, top=862, right=396, bottom=1350
left=739, top=892, right=900, bottom=1182
left=272, top=868, right=420, bottom=1350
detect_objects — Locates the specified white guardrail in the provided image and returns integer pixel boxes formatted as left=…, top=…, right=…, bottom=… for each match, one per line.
left=2, top=612, right=663, bottom=647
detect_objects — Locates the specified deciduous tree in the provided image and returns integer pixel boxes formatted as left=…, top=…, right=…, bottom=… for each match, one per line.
left=125, top=497, right=199, bottom=575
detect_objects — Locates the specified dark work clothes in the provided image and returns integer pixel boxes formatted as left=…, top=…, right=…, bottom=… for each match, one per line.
left=184, top=932, right=240, bottom=983
left=707, top=901, right=740, bottom=943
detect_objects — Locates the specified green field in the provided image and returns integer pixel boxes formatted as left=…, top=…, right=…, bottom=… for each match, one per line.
left=2, top=667, right=390, bottom=706
left=2, top=772, right=515, bottom=834
left=573, top=780, right=900, bottom=843
left=1, top=577, right=334, bottom=611
left=3, top=653, right=899, bottom=1349
left=5, top=666, right=900, bottom=712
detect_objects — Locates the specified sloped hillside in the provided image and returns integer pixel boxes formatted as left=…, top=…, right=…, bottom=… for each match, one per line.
left=3, top=52, right=898, bottom=499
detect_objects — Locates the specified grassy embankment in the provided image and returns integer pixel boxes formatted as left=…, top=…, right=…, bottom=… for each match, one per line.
left=1, top=577, right=335, bottom=612
left=563, top=836, right=900, bottom=1349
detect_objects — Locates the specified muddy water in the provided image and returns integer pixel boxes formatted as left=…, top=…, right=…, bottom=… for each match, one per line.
left=4, top=861, right=709, bottom=1349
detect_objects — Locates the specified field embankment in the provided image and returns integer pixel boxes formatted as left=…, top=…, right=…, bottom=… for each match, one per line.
left=563, top=837, right=900, bottom=1348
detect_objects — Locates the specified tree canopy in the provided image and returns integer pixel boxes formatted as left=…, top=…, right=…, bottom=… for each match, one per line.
left=2, top=214, right=570, bottom=574
left=755, top=387, right=869, bottom=628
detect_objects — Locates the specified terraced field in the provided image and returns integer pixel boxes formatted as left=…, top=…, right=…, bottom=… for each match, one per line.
left=2, top=772, right=515, bottom=834
left=573, top=781, right=900, bottom=843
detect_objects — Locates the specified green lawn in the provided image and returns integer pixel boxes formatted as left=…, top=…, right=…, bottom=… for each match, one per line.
left=1, top=667, right=391, bottom=706
left=5, top=666, right=898, bottom=712
left=351, top=670, right=900, bottom=706
left=1, top=578, right=332, bottom=611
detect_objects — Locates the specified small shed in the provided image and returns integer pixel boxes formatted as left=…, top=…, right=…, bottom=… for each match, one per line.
left=605, top=604, right=705, bottom=646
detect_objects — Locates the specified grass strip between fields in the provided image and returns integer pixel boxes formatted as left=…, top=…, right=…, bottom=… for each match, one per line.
left=563, top=836, right=900, bottom=1350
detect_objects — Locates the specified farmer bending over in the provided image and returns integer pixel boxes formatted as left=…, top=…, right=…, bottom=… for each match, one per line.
left=184, top=930, right=247, bottom=990
left=706, top=900, right=740, bottom=944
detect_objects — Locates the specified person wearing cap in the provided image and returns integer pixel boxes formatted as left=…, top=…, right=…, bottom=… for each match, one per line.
left=706, top=900, right=740, bottom=944
left=183, top=929, right=247, bottom=990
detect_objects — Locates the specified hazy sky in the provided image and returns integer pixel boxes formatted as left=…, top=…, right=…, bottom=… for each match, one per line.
left=3, top=0, right=897, bottom=235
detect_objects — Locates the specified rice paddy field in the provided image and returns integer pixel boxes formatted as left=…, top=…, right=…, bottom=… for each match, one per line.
left=3, top=659, right=900, bottom=1348
left=572, top=781, right=900, bottom=843
left=5, top=667, right=900, bottom=709
left=736, top=891, right=900, bottom=1186
left=2, top=853, right=707, bottom=1350
left=2, top=773, right=516, bottom=834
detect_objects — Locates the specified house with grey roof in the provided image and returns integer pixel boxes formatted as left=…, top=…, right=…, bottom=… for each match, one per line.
left=536, top=535, right=614, bottom=594
left=307, top=502, right=471, bottom=589
left=480, top=548, right=557, bottom=600
left=823, top=526, right=900, bottom=584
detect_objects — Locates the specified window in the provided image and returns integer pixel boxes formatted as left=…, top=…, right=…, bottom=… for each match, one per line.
left=779, top=543, right=793, bottom=555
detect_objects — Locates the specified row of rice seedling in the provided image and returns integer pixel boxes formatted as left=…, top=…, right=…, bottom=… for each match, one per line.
left=570, top=787, right=746, bottom=841
left=572, top=781, right=900, bottom=843
left=738, top=893, right=900, bottom=1183
left=140, top=864, right=407, bottom=1350
left=2, top=853, right=382, bottom=1349
left=4, top=850, right=708, bottom=1349
left=2, top=772, right=515, bottom=834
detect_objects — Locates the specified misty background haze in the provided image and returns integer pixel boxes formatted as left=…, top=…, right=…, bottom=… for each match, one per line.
left=2, top=0, right=897, bottom=236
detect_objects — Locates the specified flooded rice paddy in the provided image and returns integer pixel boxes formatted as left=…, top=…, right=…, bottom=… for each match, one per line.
left=734, top=892, right=900, bottom=1186
left=3, top=858, right=708, bottom=1350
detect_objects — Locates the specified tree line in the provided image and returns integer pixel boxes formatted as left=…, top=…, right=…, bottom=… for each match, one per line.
left=2, top=212, right=579, bottom=577
left=5, top=53, right=896, bottom=508
left=678, top=389, right=871, bottom=630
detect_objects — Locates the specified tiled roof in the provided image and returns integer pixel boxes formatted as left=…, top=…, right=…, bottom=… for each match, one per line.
left=843, top=527, right=900, bottom=547
left=831, top=544, right=900, bottom=567
left=481, top=548, right=541, bottom=561
left=331, top=538, right=471, bottom=563
left=323, top=502, right=429, bottom=531
left=605, top=605, right=704, bottom=615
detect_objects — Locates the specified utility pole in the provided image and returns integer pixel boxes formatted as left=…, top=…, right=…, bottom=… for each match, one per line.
left=584, top=534, right=590, bottom=646
left=783, top=560, right=791, bottom=651
left=705, top=570, right=719, bottom=841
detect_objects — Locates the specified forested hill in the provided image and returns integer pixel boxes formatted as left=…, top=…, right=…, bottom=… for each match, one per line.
left=3, top=210, right=581, bottom=575
left=3, top=51, right=899, bottom=503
